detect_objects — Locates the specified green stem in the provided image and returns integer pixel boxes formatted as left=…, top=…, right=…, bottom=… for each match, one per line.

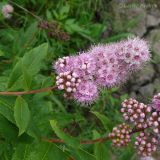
left=8, top=0, right=42, bottom=21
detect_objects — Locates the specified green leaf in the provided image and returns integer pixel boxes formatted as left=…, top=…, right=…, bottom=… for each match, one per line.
left=12, top=143, right=31, bottom=160
left=0, top=114, right=18, bottom=140
left=13, top=22, right=38, bottom=55
left=14, top=96, right=31, bottom=136
left=77, top=148, right=96, bottom=160
left=8, top=43, right=48, bottom=90
left=65, top=19, right=93, bottom=41
left=7, top=59, right=23, bottom=90
left=0, top=49, right=4, bottom=56
left=59, top=5, right=70, bottom=20
left=104, top=33, right=135, bottom=43
left=93, top=130, right=111, bottom=160
left=26, top=122, right=41, bottom=140
left=0, top=97, right=40, bottom=140
left=12, top=142, right=69, bottom=160
left=89, top=24, right=106, bottom=40
left=50, top=120, right=80, bottom=147
left=50, top=95, right=66, bottom=113
left=46, top=10, right=53, bottom=20
left=0, top=97, right=14, bottom=122
left=91, top=111, right=112, bottom=131
left=22, top=62, right=32, bottom=90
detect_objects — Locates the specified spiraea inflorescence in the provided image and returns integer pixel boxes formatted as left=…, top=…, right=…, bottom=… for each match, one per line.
left=135, top=132, right=158, bottom=157
left=121, top=98, right=151, bottom=129
left=109, top=123, right=132, bottom=147
left=53, top=37, right=151, bottom=104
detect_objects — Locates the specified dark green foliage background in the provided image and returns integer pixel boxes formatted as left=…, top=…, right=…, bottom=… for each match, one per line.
left=0, top=0, right=141, bottom=159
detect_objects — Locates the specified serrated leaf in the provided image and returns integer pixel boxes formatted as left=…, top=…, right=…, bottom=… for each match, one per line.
left=0, top=97, right=40, bottom=140
left=14, top=96, right=31, bottom=136
left=8, top=43, right=48, bottom=90
left=50, top=120, right=80, bottom=147
left=13, top=22, right=38, bottom=55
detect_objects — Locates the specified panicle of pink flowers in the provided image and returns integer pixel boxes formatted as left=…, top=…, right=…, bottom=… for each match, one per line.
left=53, top=37, right=151, bottom=104
left=110, top=93, right=160, bottom=157
left=1, top=4, right=14, bottom=18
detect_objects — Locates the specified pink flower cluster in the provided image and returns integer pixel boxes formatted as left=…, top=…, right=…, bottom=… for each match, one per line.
left=121, top=98, right=151, bottom=129
left=54, top=37, right=150, bottom=104
left=119, top=93, right=160, bottom=157
left=1, top=4, right=14, bottom=18
left=135, top=132, right=158, bottom=157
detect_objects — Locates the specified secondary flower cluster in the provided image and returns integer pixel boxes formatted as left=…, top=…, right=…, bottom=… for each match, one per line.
left=38, top=20, right=70, bottom=41
left=109, top=93, right=160, bottom=157
left=109, top=123, right=131, bottom=147
left=135, top=132, right=158, bottom=157
left=53, top=37, right=150, bottom=104
left=1, top=4, right=14, bottom=18
left=121, top=98, right=151, bottom=129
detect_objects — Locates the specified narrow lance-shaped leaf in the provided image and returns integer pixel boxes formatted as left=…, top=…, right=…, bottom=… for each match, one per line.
left=50, top=120, right=80, bottom=147
left=14, top=96, right=31, bottom=136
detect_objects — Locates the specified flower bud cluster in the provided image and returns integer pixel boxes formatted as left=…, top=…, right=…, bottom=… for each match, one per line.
left=111, top=93, right=160, bottom=157
left=54, top=57, right=71, bottom=73
left=135, top=132, right=158, bottom=157
left=56, top=71, right=81, bottom=99
left=109, top=123, right=131, bottom=147
left=53, top=37, right=150, bottom=103
left=38, top=21, right=58, bottom=30
left=121, top=98, right=151, bottom=129
left=151, top=93, right=160, bottom=111
left=148, top=112, right=160, bottom=134
left=38, top=20, right=70, bottom=41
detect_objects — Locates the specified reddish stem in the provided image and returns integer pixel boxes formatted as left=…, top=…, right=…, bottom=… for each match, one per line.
left=0, top=86, right=148, bottom=145
left=43, top=127, right=147, bottom=145
left=0, top=86, right=57, bottom=96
